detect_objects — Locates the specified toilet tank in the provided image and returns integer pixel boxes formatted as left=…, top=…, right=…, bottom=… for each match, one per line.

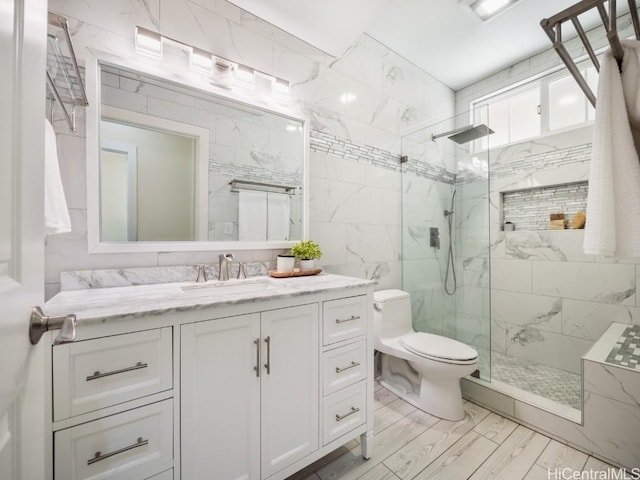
left=373, top=290, right=413, bottom=343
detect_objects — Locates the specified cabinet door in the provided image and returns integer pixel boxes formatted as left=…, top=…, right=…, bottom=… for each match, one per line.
left=181, top=314, right=261, bottom=480
left=260, top=304, right=319, bottom=478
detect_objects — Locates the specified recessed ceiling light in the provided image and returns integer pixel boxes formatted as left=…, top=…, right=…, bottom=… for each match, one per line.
left=461, top=0, right=520, bottom=21
left=340, top=92, right=357, bottom=104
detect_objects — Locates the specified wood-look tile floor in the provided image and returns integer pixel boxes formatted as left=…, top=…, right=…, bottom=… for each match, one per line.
left=286, top=381, right=619, bottom=480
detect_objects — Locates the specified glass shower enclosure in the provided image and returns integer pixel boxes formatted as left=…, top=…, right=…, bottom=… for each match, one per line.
left=401, top=108, right=492, bottom=382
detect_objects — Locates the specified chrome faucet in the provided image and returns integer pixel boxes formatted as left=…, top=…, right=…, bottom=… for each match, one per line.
left=218, top=253, right=235, bottom=280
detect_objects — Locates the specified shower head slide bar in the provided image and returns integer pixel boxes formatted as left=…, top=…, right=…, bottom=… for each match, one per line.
left=541, top=0, right=640, bottom=107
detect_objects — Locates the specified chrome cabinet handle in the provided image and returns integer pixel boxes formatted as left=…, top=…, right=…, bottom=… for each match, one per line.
left=264, top=336, right=271, bottom=374
left=335, top=406, right=360, bottom=422
left=87, top=437, right=148, bottom=465
left=336, top=361, right=360, bottom=374
left=254, top=338, right=261, bottom=378
left=86, top=362, right=148, bottom=382
left=335, top=315, right=360, bottom=324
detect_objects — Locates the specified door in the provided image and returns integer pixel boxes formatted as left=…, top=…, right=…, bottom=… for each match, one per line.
left=181, top=314, right=261, bottom=480
left=260, top=304, right=319, bottom=478
left=0, top=0, right=48, bottom=479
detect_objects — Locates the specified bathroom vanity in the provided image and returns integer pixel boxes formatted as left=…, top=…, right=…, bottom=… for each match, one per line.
left=43, top=273, right=374, bottom=480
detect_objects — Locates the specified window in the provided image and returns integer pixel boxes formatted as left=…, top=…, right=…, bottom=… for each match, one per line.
left=471, top=60, right=598, bottom=151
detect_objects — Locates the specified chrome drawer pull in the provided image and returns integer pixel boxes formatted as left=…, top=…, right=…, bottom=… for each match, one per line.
left=335, top=315, right=360, bottom=324
left=86, top=362, right=148, bottom=381
left=336, top=361, right=360, bottom=374
left=87, top=437, right=148, bottom=465
left=336, top=406, right=360, bottom=422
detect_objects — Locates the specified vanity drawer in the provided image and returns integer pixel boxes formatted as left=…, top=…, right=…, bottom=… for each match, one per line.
left=53, top=328, right=173, bottom=421
left=322, top=382, right=366, bottom=446
left=146, top=468, right=173, bottom=479
left=322, top=341, right=367, bottom=396
left=54, top=399, right=173, bottom=480
left=322, top=295, right=367, bottom=345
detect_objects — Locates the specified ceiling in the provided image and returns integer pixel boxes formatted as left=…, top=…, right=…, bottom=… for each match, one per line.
left=227, top=0, right=617, bottom=90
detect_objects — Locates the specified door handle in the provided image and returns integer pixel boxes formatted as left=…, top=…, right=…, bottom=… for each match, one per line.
left=29, top=306, right=76, bottom=345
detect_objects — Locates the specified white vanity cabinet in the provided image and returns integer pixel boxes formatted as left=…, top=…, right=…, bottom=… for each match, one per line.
left=45, top=274, right=374, bottom=480
left=181, top=304, right=319, bottom=480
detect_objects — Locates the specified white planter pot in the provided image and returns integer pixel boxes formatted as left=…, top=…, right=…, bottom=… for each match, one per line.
left=276, top=255, right=296, bottom=273
left=299, top=259, right=316, bottom=271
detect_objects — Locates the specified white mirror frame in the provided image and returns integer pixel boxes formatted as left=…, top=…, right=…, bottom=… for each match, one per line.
left=86, top=49, right=309, bottom=253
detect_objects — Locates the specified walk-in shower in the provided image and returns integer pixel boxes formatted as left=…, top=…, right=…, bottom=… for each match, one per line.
left=401, top=110, right=584, bottom=417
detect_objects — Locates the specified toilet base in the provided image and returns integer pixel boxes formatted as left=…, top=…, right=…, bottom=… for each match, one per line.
left=418, top=375, right=466, bottom=421
left=378, top=353, right=468, bottom=421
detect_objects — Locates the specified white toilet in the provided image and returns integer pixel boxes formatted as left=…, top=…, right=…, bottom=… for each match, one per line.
left=373, top=289, right=478, bottom=421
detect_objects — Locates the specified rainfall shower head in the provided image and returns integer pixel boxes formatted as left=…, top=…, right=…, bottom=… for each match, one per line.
left=431, top=124, right=494, bottom=145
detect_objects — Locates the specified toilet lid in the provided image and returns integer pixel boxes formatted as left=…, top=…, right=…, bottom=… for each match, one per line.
left=400, top=332, right=478, bottom=363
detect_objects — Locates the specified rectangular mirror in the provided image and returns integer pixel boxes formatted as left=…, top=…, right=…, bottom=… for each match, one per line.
left=86, top=50, right=308, bottom=253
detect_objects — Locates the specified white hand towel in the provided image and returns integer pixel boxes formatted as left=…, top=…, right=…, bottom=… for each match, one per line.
left=267, top=192, right=290, bottom=241
left=44, top=119, right=72, bottom=235
left=238, top=190, right=267, bottom=241
left=584, top=41, right=640, bottom=257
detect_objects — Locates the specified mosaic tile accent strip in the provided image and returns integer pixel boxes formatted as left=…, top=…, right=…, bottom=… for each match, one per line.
left=209, top=161, right=301, bottom=189
left=606, top=325, right=640, bottom=371
left=492, top=143, right=592, bottom=180
left=310, top=130, right=456, bottom=185
left=490, top=351, right=582, bottom=410
left=502, top=181, right=588, bottom=231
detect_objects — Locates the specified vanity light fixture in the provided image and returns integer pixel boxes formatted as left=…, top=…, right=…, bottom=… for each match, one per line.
left=461, top=0, right=520, bottom=21
left=236, top=64, right=256, bottom=89
left=133, top=26, right=290, bottom=99
left=135, top=26, right=163, bottom=59
left=273, top=77, right=291, bottom=98
left=190, top=47, right=213, bottom=75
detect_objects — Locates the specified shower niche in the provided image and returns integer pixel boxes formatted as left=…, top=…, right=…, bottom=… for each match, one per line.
left=501, top=181, right=588, bottom=231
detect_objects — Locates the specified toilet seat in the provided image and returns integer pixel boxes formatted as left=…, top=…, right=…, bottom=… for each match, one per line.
left=400, top=332, right=478, bottom=365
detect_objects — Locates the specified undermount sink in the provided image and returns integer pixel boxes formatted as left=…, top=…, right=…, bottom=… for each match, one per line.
left=181, top=278, right=279, bottom=296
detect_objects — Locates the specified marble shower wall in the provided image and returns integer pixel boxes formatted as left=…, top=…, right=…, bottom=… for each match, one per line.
left=462, top=125, right=640, bottom=376
left=455, top=12, right=640, bottom=377
left=44, top=0, right=455, bottom=297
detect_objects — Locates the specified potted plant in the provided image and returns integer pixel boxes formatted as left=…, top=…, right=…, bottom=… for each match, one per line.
left=290, top=240, right=322, bottom=271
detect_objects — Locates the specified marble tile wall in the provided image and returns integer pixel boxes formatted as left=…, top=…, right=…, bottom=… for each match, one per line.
left=454, top=12, right=640, bottom=378
left=487, top=130, right=640, bottom=375
left=44, top=0, right=455, bottom=298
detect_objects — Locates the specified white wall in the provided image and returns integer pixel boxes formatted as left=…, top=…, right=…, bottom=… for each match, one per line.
left=44, top=0, right=455, bottom=297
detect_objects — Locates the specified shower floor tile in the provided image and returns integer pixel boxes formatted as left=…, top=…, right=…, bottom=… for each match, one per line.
left=491, top=352, right=582, bottom=410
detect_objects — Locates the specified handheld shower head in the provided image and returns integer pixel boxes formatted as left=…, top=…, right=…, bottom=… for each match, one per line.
left=444, top=189, right=456, bottom=217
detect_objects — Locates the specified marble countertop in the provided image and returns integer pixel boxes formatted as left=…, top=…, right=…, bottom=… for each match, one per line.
left=44, top=273, right=375, bottom=325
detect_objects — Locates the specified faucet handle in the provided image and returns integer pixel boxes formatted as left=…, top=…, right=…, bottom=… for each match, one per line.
left=237, top=262, right=247, bottom=279
left=195, top=264, right=207, bottom=283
